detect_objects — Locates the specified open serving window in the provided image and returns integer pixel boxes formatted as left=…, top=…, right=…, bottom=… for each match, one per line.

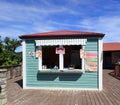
left=35, top=38, right=87, bottom=73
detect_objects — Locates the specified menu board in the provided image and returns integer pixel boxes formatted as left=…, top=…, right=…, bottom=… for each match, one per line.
left=85, top=51, right=98, bottom=71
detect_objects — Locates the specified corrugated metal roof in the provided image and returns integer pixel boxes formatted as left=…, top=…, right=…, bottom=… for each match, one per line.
left=103, top=42, right=120, bottom=51
left=19, top=30, right=105, bottom=39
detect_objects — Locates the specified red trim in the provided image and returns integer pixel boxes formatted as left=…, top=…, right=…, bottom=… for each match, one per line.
left=19, top=30, right=105, bottom=39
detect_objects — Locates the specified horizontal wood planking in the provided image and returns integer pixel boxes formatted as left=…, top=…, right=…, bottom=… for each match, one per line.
left=85, top=38, right=98, bottom=51
left=25, top=38, right=99, bottom=89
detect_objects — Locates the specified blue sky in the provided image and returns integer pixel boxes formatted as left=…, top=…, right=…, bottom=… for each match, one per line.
left=0, top=0, right=120, bottom=42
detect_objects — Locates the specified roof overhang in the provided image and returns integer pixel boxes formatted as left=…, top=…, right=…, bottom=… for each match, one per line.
left=19, top=30, right=105, bottom=39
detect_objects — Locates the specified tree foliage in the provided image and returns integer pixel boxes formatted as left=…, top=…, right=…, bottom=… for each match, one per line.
left=0, top=36, right=22, bottom=66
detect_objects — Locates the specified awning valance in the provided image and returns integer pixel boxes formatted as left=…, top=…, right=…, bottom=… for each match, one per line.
left=35, top=38, right=87, bottom=46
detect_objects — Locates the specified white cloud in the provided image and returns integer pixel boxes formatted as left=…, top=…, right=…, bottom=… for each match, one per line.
left=48, top=16, right=120, bottom=43
left=0, top=0, right=79, bottom=39
left=0, top=1, right=78, bottom=22
left=0, top=0, right=120, bottom=43
left=0, top=28, right=25, bottom=39
left=78, top=16, right=120, bottom=42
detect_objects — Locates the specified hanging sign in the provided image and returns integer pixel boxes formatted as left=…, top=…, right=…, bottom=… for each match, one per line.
left=80, top=49, right=86, bottom=58
left=56, top=47, right=65, bottom=54
left=28, top=51, right=34, bottom=56
left=85, top=51, right=98, bottom=71
left=36, top=50, right=42, bottom=58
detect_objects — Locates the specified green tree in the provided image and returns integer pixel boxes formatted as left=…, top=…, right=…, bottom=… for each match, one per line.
left=0, top=37, right=22, bottom=66
left=0, top=36, right=3, bottom=52
left=4, top=37, right=21, bottom=52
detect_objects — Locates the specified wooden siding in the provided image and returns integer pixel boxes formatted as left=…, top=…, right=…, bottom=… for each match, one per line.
left=84, top=38, right=98, bottom=88
left=25, top=40, right=38, bottom=86
left=85, top=38, right=98, bottom=51
left=25, top=38, right=99, bottom=89
left=27, top=72, right=98, bottom=89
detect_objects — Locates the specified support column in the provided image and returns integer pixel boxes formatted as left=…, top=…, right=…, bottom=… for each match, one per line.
left=59, top=46, right=64, bottom=70
left=98, top=38, right=103, bottom=90
left=39, top=57, right=42, bottom=70
left=37, top=46, right=42, bottom=70
left=81, top=45, right=85, bottom=73
left=59, top=54, right=64, bottom=70
left=22, top=40, right=26, bottom=89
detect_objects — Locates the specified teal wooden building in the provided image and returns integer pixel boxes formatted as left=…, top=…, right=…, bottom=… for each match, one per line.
left=19, top=30, right=105, bottom=90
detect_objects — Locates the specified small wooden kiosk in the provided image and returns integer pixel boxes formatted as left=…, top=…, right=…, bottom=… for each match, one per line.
left=19, top=30, right=104, bottom=90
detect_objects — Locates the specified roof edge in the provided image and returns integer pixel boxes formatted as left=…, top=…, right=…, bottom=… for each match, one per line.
left=19, top=30, right=105, bottom=39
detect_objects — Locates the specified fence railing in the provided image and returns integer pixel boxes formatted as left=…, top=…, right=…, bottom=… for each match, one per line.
left=0, top=65, right=22, bottom=79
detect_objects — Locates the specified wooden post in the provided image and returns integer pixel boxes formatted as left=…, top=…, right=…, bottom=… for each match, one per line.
left=59, top=45, right=64, bottom=70
left=37, top=46, right=42, bottom=70
left=98, top=38, right=103, bottom=90
left=0, top=69, right=7, bottom=105
left=9, top=67, right=13, bottom=79
left=59, top=54, right=64, bottom=70
left=82, top=46, right=85, bottom=72
left=20, top=65, right=22, bottom=76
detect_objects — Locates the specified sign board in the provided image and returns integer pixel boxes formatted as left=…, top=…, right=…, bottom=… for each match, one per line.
left=85, top=51, right=98, bottom=71
left=28, top=51, right=34, bottom=56
left=80, top=49, right=86, bottom=58
left=56, top=47, right=65, bottom=54
left=36, top=50, right=42, bottom=58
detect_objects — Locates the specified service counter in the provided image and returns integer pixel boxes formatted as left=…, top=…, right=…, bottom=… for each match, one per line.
left=38, top=69, right=84, bottom=74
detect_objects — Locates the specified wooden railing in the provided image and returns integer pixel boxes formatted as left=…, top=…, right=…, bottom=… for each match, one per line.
left=0, top=65, right=22, bottom=79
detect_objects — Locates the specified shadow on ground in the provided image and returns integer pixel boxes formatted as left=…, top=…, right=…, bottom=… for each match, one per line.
left=16, top=79, right=23, bottom=88
left=109, top=71, right=120, bottom=80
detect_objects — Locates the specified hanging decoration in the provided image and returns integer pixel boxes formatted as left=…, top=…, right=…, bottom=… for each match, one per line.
left=36, top=50, right=42, bottom=58
left=56, top=47, right=65, bottom=54
left=80, top=49, right=86, bottom=59
left=28, top=51, right=34, bottom=56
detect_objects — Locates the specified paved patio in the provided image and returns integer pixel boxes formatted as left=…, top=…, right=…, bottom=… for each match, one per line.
left=7, top=70, right=120, bottom=105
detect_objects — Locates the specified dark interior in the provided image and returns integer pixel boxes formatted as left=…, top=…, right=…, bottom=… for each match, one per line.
left=42, top=45, right=82, bottom=69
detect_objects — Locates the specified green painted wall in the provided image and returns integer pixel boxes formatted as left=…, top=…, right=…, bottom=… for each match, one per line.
left=25, top=38, right=99, bottom=89
left=85, top=38, right=98, bottom=51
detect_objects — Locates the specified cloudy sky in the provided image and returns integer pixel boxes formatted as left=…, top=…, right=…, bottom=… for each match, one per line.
left=0, top=0, right=120, bottom=42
